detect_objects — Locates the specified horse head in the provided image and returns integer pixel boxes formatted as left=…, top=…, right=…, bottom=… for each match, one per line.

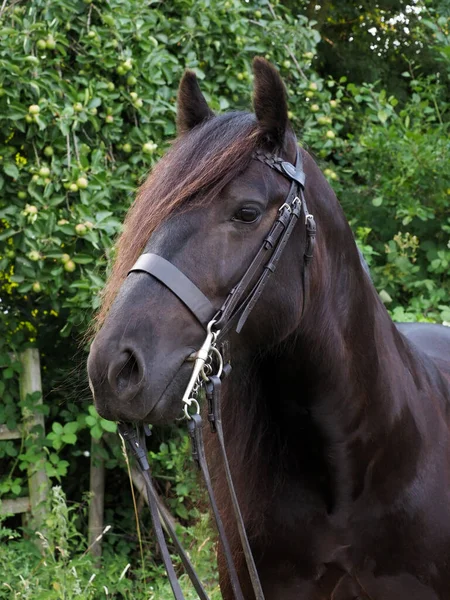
left=87, top=58, right=340, bottom=424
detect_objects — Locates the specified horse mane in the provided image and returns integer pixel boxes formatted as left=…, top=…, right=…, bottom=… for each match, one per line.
left=95, top=112, right=264, bottom=329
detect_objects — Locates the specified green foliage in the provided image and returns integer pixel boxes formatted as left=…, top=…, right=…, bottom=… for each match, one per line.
left=338, top=74, right=450, bottom=321
left=0, top=485, right=220, bottom=599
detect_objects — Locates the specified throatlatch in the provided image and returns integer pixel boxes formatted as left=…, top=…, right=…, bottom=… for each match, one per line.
left=121, top=145, right=316, bottom=600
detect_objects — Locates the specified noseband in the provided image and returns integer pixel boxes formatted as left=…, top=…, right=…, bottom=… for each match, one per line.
left=120, top=145, right=316, bottom=600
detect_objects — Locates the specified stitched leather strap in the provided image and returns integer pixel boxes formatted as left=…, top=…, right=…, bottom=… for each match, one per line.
left=215, top=148, right=306, bottom=337
left=188, top=415, right=245, bottom=600
left=128, top=253, right=215, bottom=329
left=118, top=424, right=211, bottom=600
left=206, top=375, right=266, bottom=600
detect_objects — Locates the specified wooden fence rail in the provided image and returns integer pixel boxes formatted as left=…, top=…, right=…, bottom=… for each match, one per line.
left=0, top=348, right=50, bottom=534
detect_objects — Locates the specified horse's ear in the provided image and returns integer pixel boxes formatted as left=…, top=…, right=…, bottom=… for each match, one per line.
left=252, top=57, right=288, bottom=148
left=177, top=70, right=214, bottom=134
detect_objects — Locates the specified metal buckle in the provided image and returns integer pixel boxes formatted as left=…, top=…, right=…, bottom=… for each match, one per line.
left=292, top=196, right=302, bottom=214
left=278, top=202, right=292, bottom=214
left=306, top=213, right=315, bottom=226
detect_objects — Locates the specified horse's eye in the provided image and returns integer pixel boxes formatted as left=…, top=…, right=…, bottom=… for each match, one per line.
left=233, top=207, right=260, bottom=223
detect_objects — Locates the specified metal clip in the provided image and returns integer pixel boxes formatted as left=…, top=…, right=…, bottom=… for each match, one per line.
left=181, top=319, right=221, bottom=419
left=183, top=398, right=200, bottom=420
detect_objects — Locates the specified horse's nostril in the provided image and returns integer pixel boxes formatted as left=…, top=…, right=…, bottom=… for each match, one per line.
left=110, top=349, right=143, bottom=397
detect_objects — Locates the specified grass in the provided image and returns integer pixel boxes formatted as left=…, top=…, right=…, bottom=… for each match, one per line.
left=0, top=486, right=221, bottom=599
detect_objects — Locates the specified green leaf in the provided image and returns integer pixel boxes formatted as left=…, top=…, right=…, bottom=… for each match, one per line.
left=377, top=109, right=389, bottom=124
left=63, top=421, right=78, bottom=434
left=61, top=433, right=77, bottom=444
left=3, top=368, right=13, bottom=379
left=100, top=419, right=117, bottom=433
left=52, top=422, right=63, bottom=435
left=3, top=163, right=19, bottom=179
left=85, top=415, right=97, bottom=427
left=91, top=425, right=103, bottom=440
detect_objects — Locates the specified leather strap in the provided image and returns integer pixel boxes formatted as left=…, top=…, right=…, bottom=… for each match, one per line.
left=128, top=253, right=215, bottom=329
left=188, top=415, right=245, bottom=600
left=118, top=424, right=210, bottom=600
left=235, top=193, right=302, bottom=333
left=206, top=375, right=266, bottom=600
left=253, top=149, right=306, bottom=186
left=215, top=147, right=306, bottom=338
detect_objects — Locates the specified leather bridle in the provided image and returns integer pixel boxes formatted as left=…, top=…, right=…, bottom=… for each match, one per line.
left=119, top=144, right=316, bottom=599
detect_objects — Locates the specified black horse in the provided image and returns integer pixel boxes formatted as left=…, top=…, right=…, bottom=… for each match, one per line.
left=88, top=58, right=450, bottom=599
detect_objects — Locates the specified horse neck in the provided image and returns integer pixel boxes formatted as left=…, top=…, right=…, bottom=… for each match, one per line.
left=260, top=175, right=429, bottom=510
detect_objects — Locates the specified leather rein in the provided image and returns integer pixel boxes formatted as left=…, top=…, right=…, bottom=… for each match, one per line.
left=119, top=145, right=316, bottom=599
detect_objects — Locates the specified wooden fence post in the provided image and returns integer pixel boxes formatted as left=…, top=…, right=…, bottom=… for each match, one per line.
left=19, top=348, right=50, bottom=532
left=88, top=436, right=105, bottom=561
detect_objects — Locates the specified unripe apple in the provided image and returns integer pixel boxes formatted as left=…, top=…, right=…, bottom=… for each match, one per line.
left=76, top=176, right=88, bottom=189
left=61, top=253, right=71, bottom=263
left=29, top=105, right=40, bottom=115
left=32, top=282, right=42, bottom=293
left=38, top=166, right=50, bottom=177
left=28, top=250, right=41, bottom=261
left=64, top=260, right=76, bottom=272
left=75, top=223, right=87, bottom=235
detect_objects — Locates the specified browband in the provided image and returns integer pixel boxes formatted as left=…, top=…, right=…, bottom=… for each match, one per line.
left=128, top=253, right=215, bottom=329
